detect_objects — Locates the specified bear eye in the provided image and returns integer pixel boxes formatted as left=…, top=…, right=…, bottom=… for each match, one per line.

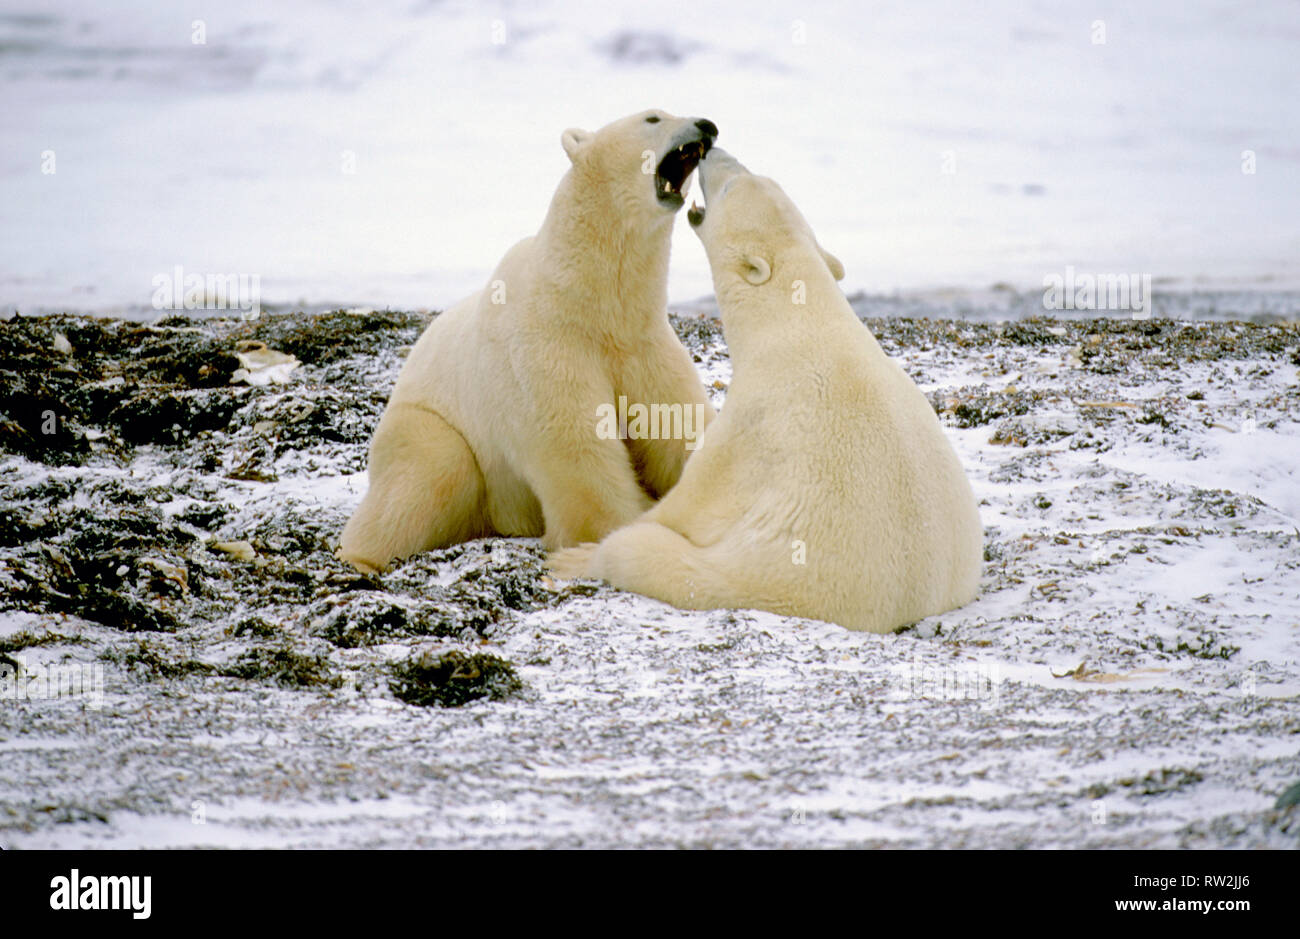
left=645, top=115, right=660, bottom=123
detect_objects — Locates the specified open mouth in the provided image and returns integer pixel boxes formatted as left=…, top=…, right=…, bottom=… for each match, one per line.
left=656, top=138, right=711, bottom=208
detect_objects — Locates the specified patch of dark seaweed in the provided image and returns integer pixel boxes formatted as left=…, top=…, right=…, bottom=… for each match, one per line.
left=311, top=595, right=418, bottom=648
left=218, top=646, right=342, bottom=689
left=109, top=391, right=241, bottom=447
left=227, top=616, right=279, bottom=639
left=388, top=649, right=522, bottom=707
left=241, top=310, right=428, bottom=366
left=44, top=586, right=181, bottom=633
left=309, top=592, right=490, bottom=648
left=0, top=628, right=83, bottom=654
left=114, top=641, right=216, bottom=680
left=929, top=386, right=1042, bottom=428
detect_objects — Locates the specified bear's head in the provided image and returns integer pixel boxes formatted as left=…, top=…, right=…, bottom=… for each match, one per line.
left=560, top=110, right=719, bottom=216
left=687, top=147, right=844, bottom=294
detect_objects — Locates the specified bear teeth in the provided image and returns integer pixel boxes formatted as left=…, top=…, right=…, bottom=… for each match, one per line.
left=655, top=141, right=707, bottom=202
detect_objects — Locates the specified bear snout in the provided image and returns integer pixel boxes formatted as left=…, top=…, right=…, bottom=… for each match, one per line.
left=694, top=119, right=719, bottom=141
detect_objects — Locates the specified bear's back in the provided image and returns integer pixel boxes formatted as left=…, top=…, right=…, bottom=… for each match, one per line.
left=728, top=315, right=980, bottom=629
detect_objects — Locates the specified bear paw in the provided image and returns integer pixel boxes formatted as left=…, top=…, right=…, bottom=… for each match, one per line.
left=545, top=542, right=601, bottom=580
left=336, top=546, right=387, bottom=577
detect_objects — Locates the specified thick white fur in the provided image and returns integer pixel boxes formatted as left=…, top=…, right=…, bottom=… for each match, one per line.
left=339, top=111, right=716, bottom=573
left=549, top=149, right=982, bottom=633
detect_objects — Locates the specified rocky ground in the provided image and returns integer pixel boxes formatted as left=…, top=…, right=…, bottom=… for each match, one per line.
left=1, top=303, right=1298, bottom=848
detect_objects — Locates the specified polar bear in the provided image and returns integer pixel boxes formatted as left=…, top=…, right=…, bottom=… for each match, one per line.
left=339, top=110, right=719, bottom=574
left=549, top=148, right=983, bottom=633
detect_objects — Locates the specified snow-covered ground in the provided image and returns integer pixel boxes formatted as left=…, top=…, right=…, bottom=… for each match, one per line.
left=1, top=307, right=1297, bottom=848
left=2, top=0, right=1299, bottom=313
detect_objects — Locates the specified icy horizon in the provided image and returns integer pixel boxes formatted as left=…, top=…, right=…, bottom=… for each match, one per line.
left=2, top=0, right=1298, bottom=313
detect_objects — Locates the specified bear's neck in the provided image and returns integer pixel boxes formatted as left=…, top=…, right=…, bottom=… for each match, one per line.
left=532, top=169, right=674, bottom=331
left=718, top=263, right=875, bottom=374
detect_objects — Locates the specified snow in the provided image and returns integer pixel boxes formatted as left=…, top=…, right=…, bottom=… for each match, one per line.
left=11, top=311, right=1295, bottom=847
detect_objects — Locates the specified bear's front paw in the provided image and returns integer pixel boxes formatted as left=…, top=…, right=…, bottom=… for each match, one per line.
left=336, top=546, right=387, bottom=577
left=545, top=543, right=601, bottom=580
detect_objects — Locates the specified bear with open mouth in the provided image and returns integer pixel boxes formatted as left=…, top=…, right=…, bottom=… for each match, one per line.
left=550, top=148, right=983, bottom=633
left=339, top=110, right=719, bottom=574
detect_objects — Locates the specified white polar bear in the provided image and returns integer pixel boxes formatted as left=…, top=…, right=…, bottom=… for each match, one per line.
left=339, top=110, right=719, bottom=574
left=549, top=148, right=983, bottom=633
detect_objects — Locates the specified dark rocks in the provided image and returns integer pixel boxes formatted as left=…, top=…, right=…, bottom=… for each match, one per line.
left=388, top=650, right=522, bottom=707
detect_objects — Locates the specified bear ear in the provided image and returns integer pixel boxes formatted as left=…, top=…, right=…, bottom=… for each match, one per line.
left=742, top=254, right=772, bottom=286
left=561, top=128, right=592, bottom=162
left=818, top=241, right=845, bottom=281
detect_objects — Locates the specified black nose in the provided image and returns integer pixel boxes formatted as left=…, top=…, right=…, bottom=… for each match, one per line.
left=695, top=119, right=718, bottom=140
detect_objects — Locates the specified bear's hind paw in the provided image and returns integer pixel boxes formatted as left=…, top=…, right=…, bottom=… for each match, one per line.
left=545, top=542, right=601, bottom=580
